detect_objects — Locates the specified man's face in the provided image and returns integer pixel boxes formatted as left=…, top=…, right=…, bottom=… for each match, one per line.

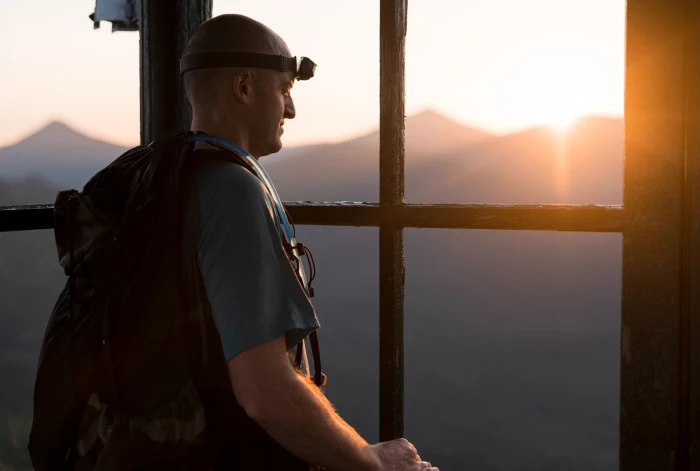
left=248, top=70, right=296, bottom=158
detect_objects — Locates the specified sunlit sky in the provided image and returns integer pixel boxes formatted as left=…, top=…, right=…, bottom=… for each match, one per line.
left=0, top=0, right=625, bottom=148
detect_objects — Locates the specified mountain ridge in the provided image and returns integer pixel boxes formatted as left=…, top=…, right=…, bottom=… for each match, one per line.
left=1, top=110, right=621, bottom=158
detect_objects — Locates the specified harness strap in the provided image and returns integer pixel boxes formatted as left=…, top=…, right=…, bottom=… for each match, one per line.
left=309, top=332, right=326, bottom=388
left=294, top=342, right=304, bottom=368
left=294, top=334, right=326, bottom=388
left=67, top=195, right=78, bottom=466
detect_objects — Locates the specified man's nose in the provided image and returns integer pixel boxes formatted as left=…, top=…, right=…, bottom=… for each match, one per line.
left=284, top=97, right=296, bottom=120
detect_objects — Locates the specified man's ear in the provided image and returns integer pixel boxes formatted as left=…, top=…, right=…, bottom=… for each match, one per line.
left=231, top=69, right=255, bottom=104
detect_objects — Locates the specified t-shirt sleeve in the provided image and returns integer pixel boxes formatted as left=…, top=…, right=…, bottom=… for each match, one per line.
left=195, top=161, right=320, bottom=362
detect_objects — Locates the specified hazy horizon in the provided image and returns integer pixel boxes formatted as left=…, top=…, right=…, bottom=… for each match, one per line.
left=1, top=108, right=623, bottom=151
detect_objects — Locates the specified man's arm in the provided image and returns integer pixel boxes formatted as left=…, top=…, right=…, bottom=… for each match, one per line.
left=196, top=163, right=437, bottom=470
left=228, top=334, right=378, bottom=471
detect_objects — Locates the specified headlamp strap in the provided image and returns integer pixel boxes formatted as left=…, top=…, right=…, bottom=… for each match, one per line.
left=181, top=52, right=297, bottom=75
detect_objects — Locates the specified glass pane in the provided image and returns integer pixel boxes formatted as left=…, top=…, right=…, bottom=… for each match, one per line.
left=0, top=2, right=138, bottom=203
left=405, top=0, right=625, bottom=205
left=0, top=2, right=380, bottom=206
left=0, top=230, right=64, bottom=469
left=213, top=1, right=380, bottom=202
left=292, top=226, right=379, bottom=443
left=0, top=223, right=379, bottom=466
left=405, top=229, right=621, bottom=470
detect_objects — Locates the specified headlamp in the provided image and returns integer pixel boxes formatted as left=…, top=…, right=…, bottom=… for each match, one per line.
left=180, top=52, right=316, bottom=81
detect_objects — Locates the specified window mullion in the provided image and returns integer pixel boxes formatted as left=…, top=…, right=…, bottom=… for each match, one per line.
left=378, top=0, right=407, bottom=441
left=622, top=2, right=687, bottom=469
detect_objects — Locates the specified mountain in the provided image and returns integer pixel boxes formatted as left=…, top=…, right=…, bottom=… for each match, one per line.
left=263, top=109, right=496, bottom=202
left=0, top=110, right=492, bottom=196
left=265, top=114, right=623, bottom=206
left=345, top=108, right=493, bottom=153
left=0, top=111, right=623, bottom=470
left=0, top=111, right=623, bottom=206
left=0, top=121, right=130, bottom=195
left=268, top=108, right=491, bottom=159
left=405, top=116, right=624, bottom=205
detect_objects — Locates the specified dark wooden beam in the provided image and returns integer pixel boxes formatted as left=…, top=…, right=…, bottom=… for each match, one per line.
left=0, top=205, right=54, bottom=233
left=684, top=1, right=700, bottom=468
left=176, top=0, right=212, bottom=131
left=621, top=2, right=685, bottom=469
left=398, top=204, right=623, bottom=231
left=286, top=203, right=624, bottom=232
left=139, top=0, right=212, bottom=144
left=379, top=0, right=407, bottom=442
left=0, top=203, right=626, bottom=233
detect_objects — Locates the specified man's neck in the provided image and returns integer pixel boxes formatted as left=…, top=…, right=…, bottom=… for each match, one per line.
left=190, top=117, right=253, bottom=155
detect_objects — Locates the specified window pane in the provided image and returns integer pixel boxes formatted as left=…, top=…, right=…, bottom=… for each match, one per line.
left=405, top=0, right=625, bottom=205
left=292, top=226, right=379, bottom=443
left=213, top=0, right=380, bottom=202
left=1, top=2, right=381, bottom=206
left=0, top=222, right=379, bottom=466
left=0, top=230, right=64, bottom=469
left=405, top=229, right=621, bottom=470
left=0, top=2, right=138, bottom=203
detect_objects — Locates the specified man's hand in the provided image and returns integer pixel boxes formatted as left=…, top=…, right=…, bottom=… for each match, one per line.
left=363, top=439, right=439, bottom=471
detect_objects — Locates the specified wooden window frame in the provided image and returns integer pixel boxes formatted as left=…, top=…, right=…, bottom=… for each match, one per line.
left=0, top=1, right=697, bottom=469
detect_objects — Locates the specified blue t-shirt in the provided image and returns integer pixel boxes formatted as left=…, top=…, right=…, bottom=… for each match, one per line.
left=194, top=155, right=320, bottom=372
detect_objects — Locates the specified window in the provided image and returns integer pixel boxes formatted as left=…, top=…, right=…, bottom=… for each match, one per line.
left=1, top=2, right=697, bottom=469
left=295, top=226, right=380, bottom=443
left=405, top=229, right=621, bottom=468
left=0, top=230, right=64, bottom=468
left=0, top=1, right=139, bottom=203
left=404, top=0, right=626, bottom=205
left=216, top=0, right=381, bottom=203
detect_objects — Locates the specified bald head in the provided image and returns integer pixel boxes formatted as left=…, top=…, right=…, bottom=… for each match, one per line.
left=182, top=15, right=298, bottom=157
left=184, top=14, right=287, bottom=57
left=183, top=15, right=291, bottom=109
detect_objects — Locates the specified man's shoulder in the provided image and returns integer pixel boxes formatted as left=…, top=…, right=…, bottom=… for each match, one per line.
left=197, top=158, right=261, bottom=188
left=194, top=157, right=280, bottom=234
left=195, top=158, right=269, bottom=202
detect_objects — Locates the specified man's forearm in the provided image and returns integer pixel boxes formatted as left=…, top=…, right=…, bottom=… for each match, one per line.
left=248, top=371, right=377, bottom=471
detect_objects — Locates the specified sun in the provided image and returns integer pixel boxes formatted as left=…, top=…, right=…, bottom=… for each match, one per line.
left=543, top=109, right=584, bottom=132
left=535, top=90, right=588, bottom=132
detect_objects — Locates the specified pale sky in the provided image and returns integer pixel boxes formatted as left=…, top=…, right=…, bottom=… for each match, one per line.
left=0, top=0, right=626, bottom=148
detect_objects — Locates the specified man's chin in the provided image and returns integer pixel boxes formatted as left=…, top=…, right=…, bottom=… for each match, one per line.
left=257, top=139, right=283, bottom=159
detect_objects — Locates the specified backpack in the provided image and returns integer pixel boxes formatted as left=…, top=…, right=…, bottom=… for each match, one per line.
left=29, top=131, right=324, bottom=470
left=28, top=131, right=320, bottom=471
left=28, top=130, right=215, bottom=469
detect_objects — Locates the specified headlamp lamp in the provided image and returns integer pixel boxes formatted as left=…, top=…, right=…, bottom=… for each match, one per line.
left=180, top=52, right=316, bottom=81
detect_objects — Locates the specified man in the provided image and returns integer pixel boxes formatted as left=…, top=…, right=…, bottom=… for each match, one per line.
left=183, top=13, right=438, bottom=471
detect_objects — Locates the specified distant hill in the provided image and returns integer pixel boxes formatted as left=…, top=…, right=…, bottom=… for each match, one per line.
left=265, top=113, right=623, bottom=206
left=0, top=111, right=623, bottom=470
left=405, top=116, right=623, bottom=205
left=0, top=109, right=496, bottom=197
left=346, top=108, right=493, bottom=153
left=0, top=176, right=60, bottom=206
left=265, top=109, right=498, bottom=202
left=0, top=111, right=623, bottom=206
left=0, top=121, right=129, bottom=193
